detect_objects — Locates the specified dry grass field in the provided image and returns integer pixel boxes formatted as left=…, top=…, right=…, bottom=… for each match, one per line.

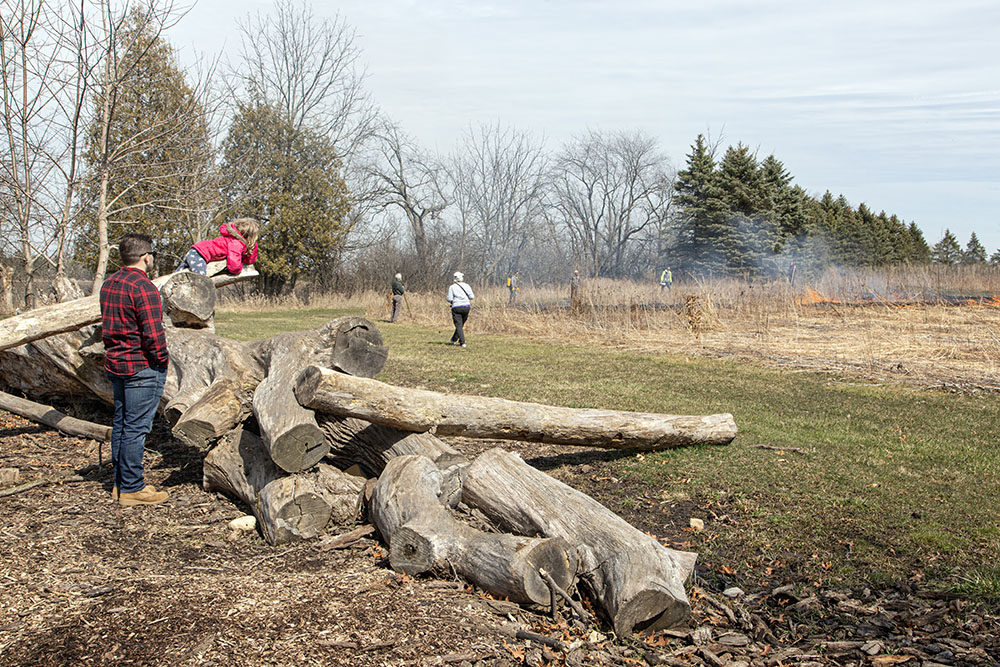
left=223, top=265, right=1000, bottom=391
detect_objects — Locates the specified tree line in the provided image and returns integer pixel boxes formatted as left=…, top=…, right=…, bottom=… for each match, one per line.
left=2, top=0, right=996, bottom=311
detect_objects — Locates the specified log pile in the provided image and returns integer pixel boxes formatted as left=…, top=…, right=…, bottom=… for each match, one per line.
left=0, top=272, right=739, bottom=634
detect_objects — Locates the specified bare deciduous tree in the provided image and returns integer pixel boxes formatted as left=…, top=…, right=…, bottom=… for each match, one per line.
left=232, top=0, right=376, bottom=163
left=1, top=0, right=211, bottom=304
left=365, top=119, right=448, bottom=284
left=448, top=122, right=548, bottom=284
left=2, top=0, right=71, bottom=307
left=550, top=129, right=673, bottom=279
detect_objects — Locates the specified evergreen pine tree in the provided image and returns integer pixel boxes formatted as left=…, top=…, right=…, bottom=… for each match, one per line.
left=990, top=249, right=1000, bottom=266
left=931, top=230, right=963, bottom=264
left=884, top=214, right=910, bottom=264
left=673, top=134, right=728, bottom=275
left=717, top=143, right=775, bottom=276
left=962, top=232, right=987, bottom=264
left=907, top=223, right=932, bottom=263
left=759, top=155, right=807, bottom=238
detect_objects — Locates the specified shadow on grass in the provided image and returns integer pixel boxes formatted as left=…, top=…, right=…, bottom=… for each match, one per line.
left=523, top=447, right=635, bottom=471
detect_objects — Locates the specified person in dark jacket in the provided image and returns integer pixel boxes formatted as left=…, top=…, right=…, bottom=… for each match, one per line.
left=390, top=273, right=405, bottom=322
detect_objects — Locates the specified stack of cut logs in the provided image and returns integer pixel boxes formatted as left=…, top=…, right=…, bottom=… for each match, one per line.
left=0, top=268, right=738, bottom=635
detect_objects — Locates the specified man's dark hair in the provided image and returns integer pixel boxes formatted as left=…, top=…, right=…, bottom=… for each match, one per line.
left=118, top=233, right=153, bottom=265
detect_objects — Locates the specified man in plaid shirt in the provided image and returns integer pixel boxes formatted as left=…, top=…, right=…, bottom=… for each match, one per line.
left=100, top=233, right=170, bottom=507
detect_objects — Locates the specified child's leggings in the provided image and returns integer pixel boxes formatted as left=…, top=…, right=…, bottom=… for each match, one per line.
left=176, top=248, right=208, bottom=275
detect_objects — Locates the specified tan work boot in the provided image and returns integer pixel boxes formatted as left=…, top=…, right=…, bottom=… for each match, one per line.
left=119, top=484, right=168, bottom=507
left=111, top=486, right=119, bottom=501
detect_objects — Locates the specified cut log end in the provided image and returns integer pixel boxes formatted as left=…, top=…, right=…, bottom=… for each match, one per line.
left=265, top=491, right=333, bottom=544
left=519, top=538, right=577, bottom=606
left=161, top=271, right=216, bottom=328
left=388, top=525, right=439, bottom=576
left=615, top=591, right=689, bottom=636
left=268, top=423, right=329, bottom=473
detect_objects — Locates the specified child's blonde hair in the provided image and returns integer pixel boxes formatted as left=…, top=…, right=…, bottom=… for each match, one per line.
left=230, top=218, right=260, bottom=252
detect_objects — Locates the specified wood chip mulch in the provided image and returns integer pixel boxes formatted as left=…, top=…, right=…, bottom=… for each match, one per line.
left=1, top=409, right=997, bottom=666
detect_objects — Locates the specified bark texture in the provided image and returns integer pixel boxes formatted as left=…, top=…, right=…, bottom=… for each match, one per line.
left=461, top=448, right=697, bottom=635
left=318, top=414, right=466, bottom=478
left=370, top=455, right=576, bottom=605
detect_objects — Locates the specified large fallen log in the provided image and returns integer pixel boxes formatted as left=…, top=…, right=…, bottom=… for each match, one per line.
left=318, top=414, right=466, bottom=477
left=250, top=318, right=388, bottom=473
left=160, top=328, right=263, bottom=426
left=0, top=327, right=102, bottom=401
left=370, top=454, right=576, bottom=606
left=0, top=389, right=110, bottom=441
left=0, top=270, right=254, bottom=353
left=202, top=428, right=365, bottom=545
left=296, top=367, right=738, bottom=450
left=461, top=448, right=697, bottom=635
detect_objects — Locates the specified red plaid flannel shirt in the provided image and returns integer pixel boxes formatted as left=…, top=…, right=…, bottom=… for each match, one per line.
left=100, top=267, right=169, bottom=375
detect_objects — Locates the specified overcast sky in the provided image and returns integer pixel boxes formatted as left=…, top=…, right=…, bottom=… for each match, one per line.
left=173, top=0, right=1000, bottom=254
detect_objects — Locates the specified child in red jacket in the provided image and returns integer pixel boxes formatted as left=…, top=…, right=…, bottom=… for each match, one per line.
left=177, top=218, right=259, bottom=275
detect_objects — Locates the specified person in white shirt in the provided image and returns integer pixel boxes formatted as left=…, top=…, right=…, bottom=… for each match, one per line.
left=446, top=271, right=474, bottom=347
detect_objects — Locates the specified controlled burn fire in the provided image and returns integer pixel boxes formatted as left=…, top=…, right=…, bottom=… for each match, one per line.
left=797, top=288, right=1000, bottom=309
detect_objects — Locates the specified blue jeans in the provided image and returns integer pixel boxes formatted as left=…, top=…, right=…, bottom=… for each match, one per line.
left=108, top=366, right=167, bottom=493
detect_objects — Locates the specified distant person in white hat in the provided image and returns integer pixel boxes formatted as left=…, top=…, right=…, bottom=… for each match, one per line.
left=446, top=271, right=474, bottom=347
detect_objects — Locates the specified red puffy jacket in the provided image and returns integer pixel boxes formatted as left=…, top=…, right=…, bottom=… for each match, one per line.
left=193, top=223, right=258, bottom=274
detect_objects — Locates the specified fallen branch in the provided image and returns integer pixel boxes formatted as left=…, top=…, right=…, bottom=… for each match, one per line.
left=751, top=444, right=807, bottom=455
left=0, top=474, right=85, bottom=498
left=540, top=567, right=593, bottom=625
left=0, top=390, right=110, bottom=441
left=318, top=524, right=375, bottom=551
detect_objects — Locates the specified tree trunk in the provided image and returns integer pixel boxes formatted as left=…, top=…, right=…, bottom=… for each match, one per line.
left=318, top=414, right=466, bottom=478
left=0, top=263, right=14, bottom=316
left=251, top=318, right=387, bottom=474
left=90, top=168, right=111, bottom=296
left=0, top=390, right=110, bottom=441
left=202, top=428, right=365, bottom=545
left=461, top=448, right=697, bottom=635
left=296, top=367, right=738, bottom=450
left=370, top=454, right=576, bottom=606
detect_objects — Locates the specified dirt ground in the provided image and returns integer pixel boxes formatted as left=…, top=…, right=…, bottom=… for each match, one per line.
left=1, top=404, right=997, bottom=666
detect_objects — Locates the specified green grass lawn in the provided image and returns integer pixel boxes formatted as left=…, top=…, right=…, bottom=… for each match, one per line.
left=216, top=309, right=1000, bottom=603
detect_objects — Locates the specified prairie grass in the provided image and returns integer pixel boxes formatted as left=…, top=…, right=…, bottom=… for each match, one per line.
left=218, top=265, right=1000, bottom=388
